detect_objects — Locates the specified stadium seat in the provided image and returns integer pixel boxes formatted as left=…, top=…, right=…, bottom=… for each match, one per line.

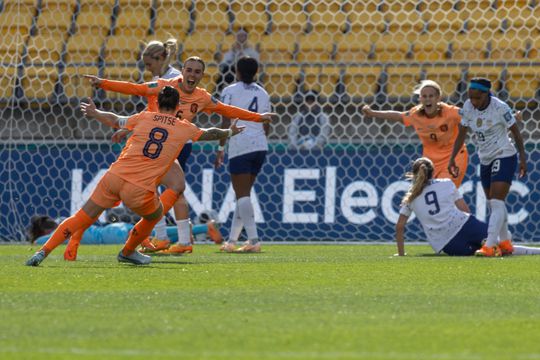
left=335, top=33, right=373, bottom=63
left=114, top=8, right=151, bottom=38
left=268, top=1, right=308, bottom=34
left=386, top=66, right=423, bottom=99
left=505, top=6, right=537, bottom=31
left=74, top=10, right=112, bottom=37
left=348, top=4, right=385, bottom=36
left=102, top=66, right=142, bottom=99
left=343, top=66, right=382, bottom=99
left=0, top=66, right=17, bottom=98
left=296, top=32, right=334, bottom=63
left=1, top=0, right=37, bottom=11
left=380, top=0, right=419, bottom=13
left=79, top=0, right=116, bottom=12
left=373, top=34, right=412, bottom=62
left=423, top=66, right=464, bottom=99
left=193, top=0, right=230, bottom=33
left=103, top=36, right=143, bottom=64
left=62, top=66, right=99, bottom=98
left=65, top=34, right=103, bottom=64
left=451, top=31, right=489, bottom=61
left=305, top=0, right=347, bottom=34
left=314, top=66, right=341, bottom=98
left=154, top=1, right=191, bottom=40
left=181, top=32, right=222, bottom=62
left=263, top=65, right=300, bottom=98
left=231, top=0, right=269, bottom=35
left=117, top=0, right=152, bottom=6
left=423, top=9, right=464, bottom=34
left=0, top=33, right=27, bottom=65
left=385, top=10, right=425, bottom=36
left=35, top=0, right=76, bottom=37
left=495, top=0, right=531, bottom=9
left=259, top=33, right=296, bottom=63
left=464, top=8, right=504, bottom=34
left=26, top=35, right=65, bottom=64
left=201, top=64, right=218, bottom=94
left=489, top=33, right=527, bottom=60
left=466, top=66, right=504, bottom=90
left=412, top=33, right=450, bottom=62
left=22, top=66, right=59, bottom=99
left=505, top=66, right=540, bottom=99
left=0, top=11, right=34, bottom=36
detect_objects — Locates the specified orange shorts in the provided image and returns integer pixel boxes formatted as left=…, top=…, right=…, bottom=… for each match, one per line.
left=433, top=148, right=468, bottom=188
left=90, top=172, right=160, bottom=216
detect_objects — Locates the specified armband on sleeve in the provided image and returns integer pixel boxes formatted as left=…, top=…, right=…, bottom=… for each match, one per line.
left=117, top=116, right=129, bottom=128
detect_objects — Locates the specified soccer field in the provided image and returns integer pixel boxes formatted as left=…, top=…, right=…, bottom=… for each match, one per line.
left=2, top=244, right=540, bottom=360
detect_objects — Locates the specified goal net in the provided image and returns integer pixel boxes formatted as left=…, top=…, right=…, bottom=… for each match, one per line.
left=1, top=0, right=539, bottom=242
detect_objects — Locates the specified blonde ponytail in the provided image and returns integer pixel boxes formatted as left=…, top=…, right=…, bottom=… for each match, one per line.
left=401, top=158, right=434, bottom=206
left=141, top=37, right=178, bottom=77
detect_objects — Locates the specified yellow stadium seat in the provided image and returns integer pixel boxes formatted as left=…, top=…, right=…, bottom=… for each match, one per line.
left=335, top=33, right=373, bottom=63
left=0, top=11, right=34, bottom=36
left=154, top=2, right=191, bottom=39
left=296, top=32, right=335, bottom=62
left=263, top=65, right=300, bottom=98
left=2, top=0, right=37, bottom=11
left=343, top=66, right=382, bottom=99
left=381, top=0, right=418, bottom=13
left=79, top=0, right=116, bottom=12
left=489, top=33, right=527, bottom=60
left=181, top=32, right=223, bottom=62
left=115, top=8, right=151, bottom=37
left=386, top=66, right=423, bottom=99
left=385, top=10, right=424, bottom=35
left=418, top=0, right=454, bottom=12
left=35, top=0, right=76, bottom=37
left=464, top=9, right=504, bottom=34
left=505, top=66, right=540, bottom=99
left=412, top=33, right=450, bottom=62
left=62, top=66, right=99, bottom=98
left=117, top=0, right=152, bottom=6
left=451, top=31, right=489, bottom=61
left=22, top=66, right=59, bottom=99
left=373, top=34, right=412, bottom=62
left=231, top=0, right=269, bottom=35
left=456, top=0, right=495, bottom=11
left=318, top=66, right=341, bottom=98
left=466, top=66, right=504, bottom=90
left=75, top=11, right=112, bottom=37
left=423, top=66, right=464, bottom=98
left=505, top=7, right=537, bottom=30
left=496, top=0, right=531, bottom=9
left=305, top=0, right=347, bottom=33
left=528, top=38, right=540, bottom=59
left=102, top=66, right=142, bottom=99
left=103, top=36, right=143, bottom=64
left=65, top=34, right=103, bottom=64
left=302, top=66, right=322, bottom=94
left=348, top=6, right=385, bottom=35
left=0, top=66, right=17, bottom=98
left=268, top=1, right=307, bottom=33
left=193, top=0, right=230, bottom=32
left=424, top=9, right=464, bottom=33
left=0, top=33, right=27, bottom=65
left=201, top=64, right=218, bottom=94
left=259, top=33, right=296, bottom=63
left=26, top=35, right=65, bottom=64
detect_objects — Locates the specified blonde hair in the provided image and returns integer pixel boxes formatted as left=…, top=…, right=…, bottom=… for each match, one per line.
left=412, top=80, right=443, bottom=117
left=401, top=157, right=434, bottom=206
left=142, top=38, right=178, bottom=76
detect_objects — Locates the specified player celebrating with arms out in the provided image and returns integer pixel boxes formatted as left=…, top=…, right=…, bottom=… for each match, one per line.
left=72, top=56, right=276, bottom=257
left=26, top=86, right=244, bottom=266
left=448, top=78, right=527, bottom=257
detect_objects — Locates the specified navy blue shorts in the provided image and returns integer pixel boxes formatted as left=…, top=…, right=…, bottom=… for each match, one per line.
left=177, top=143, right=192, bottom=171
left=480, top=154, right=517, bottom=190
left=441, top=215, right=487, bottom=256
left=229, top=151, right=267, bottom=175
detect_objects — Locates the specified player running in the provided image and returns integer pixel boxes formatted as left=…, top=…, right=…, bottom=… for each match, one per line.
left=26, top=86, right=244, bottom=266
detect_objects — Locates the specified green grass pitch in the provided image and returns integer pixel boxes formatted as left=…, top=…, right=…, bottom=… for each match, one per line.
left=1, top=244, right=540, bottom=360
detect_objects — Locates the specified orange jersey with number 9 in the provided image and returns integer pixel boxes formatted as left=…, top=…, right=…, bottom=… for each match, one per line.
left=108, top=111, right=203, bottom=192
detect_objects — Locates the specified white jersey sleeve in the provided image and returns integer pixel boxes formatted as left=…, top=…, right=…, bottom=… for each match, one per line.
left=221, top=82, right=270, bottom=159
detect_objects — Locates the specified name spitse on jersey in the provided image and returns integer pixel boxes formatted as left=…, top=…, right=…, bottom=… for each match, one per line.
left=399, top=179, right=469, bottom=253
left=459, top=96, right=517, bottom=165
left=109, top=111, right=203, bottom=192
left=221, top=81, right=271, bottom=159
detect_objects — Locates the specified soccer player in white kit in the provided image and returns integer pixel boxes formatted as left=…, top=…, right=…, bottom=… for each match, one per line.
left=214, top=57, right=271, bottom=253
left=448, top=78, right=527, bottom=257
left=396, top=158, right=540, bottom=256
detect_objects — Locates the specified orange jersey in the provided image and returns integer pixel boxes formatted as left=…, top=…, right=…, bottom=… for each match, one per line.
left=99, top=76, right=263, bottom=123
left=108, top=111, right=203, bottom=192
left=401, top=102, right=467, bottom=165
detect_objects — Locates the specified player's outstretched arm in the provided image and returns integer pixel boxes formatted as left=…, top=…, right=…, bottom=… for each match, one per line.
left=80, top=98, right=122, bottom=128
left=83, top=74, right=156, bottom=97
left=210, top=101, right=278, bottom=124
left=395, top=214, right=408, bottom=256
left=361, top=105, right=403, bottom=122
left=199, top=120, right=245, bottom=141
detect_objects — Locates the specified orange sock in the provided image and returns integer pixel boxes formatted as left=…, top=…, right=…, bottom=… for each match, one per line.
left=160, top=189, right=179, bottom=213
left=41, top=209, right=95, bottom=255
left=66, top=215, right=98, bottom=247
left=122, top=216, right=161, bottom=256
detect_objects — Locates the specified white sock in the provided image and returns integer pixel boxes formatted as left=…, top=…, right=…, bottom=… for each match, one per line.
left=238, top=196, right=258, bottom=243
left=228, top=202, right=243, bottom=243
left=512, top=245, right=540, bottom=255
left=176, top=219, right=191, bottom=246
left=154, top=216, right=168, bottom=239
left=498, top=204, right=511, bottom=241
left=486, top=199, right=506, bottom=247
